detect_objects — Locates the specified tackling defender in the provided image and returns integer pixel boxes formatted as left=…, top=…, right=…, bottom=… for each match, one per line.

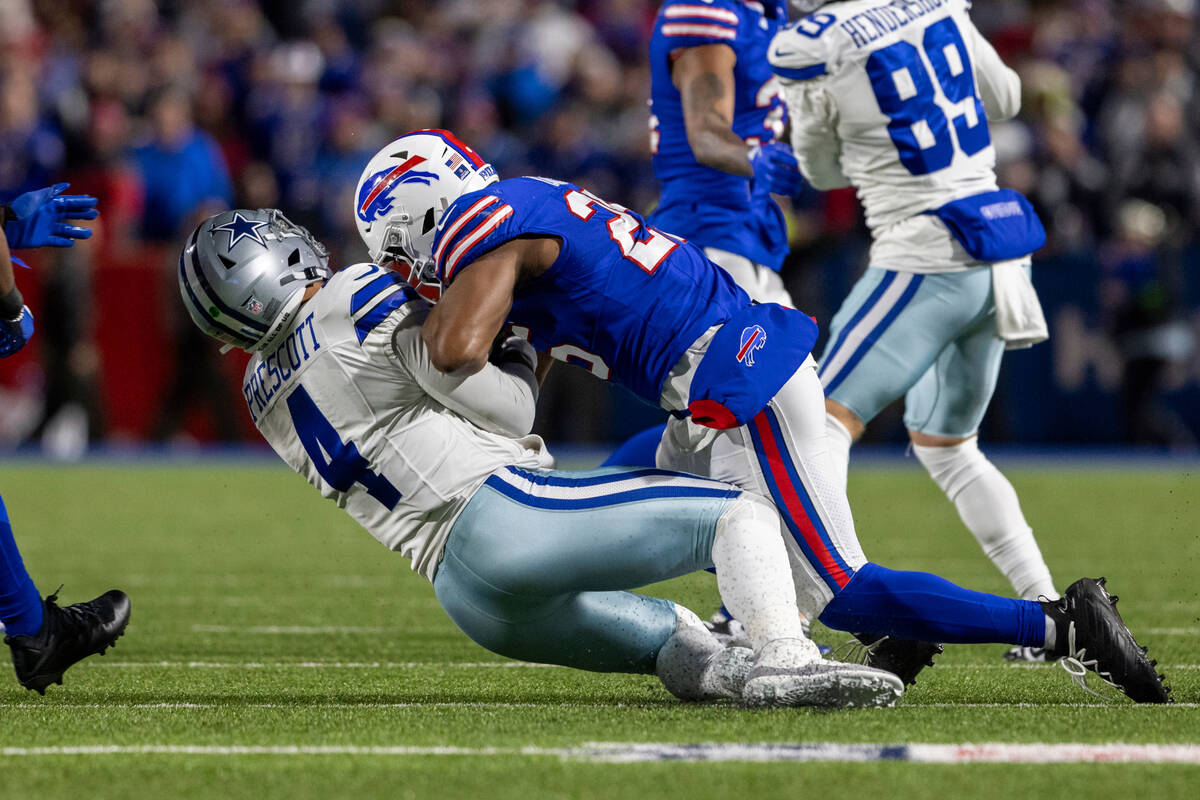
left=351, top=129, right=1170, bottom=702
left=770, top=0, right=1057, bottom=659
left=0, top=183, right=131, bottom=693
left=179, top=207, right=906, bottom=709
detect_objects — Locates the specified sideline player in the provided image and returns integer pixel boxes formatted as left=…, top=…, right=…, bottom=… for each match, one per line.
left=649, top=0, right=800, bottom=305
left=351, top=130, right=1170, bottom=702
left=179, top=207, right=906, bottom=709
left=0, top=183, right=131, bottom=693
left=770, top=0, right=1057, bottom=659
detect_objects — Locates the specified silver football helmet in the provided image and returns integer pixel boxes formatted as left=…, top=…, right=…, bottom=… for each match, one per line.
left=179, top=209, right=332, bottom=353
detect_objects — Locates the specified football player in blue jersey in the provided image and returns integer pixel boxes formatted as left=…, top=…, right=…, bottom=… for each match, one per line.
left=0, top=183, right=131, bottom=693
left=351, top=130, right=1170, bottom=702
left=648, top=0, right=800, bottom=305
left=642, top=1, right=806, bottom=632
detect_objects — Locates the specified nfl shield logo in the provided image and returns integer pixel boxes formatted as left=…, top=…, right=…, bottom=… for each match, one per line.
left=736, top=325, right=766, bottom=366
left=244, top=297, right=265, bottom=314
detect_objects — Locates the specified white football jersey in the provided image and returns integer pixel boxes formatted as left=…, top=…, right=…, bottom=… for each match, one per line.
left=244, top=263, right=554, bottom=581
left=770, top=0, right=1021, bottom=272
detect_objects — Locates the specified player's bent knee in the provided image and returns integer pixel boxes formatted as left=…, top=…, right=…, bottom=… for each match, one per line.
left=715, top=492, right=781, bottom=543
left=911, top=436, right=987, bottom=500
left=908, top=429, right=975, bottom=448
left=825, top=399, right=865, bottom=440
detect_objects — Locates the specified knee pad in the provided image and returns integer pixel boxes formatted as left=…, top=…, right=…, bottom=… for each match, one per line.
left=912, top=437, right=987, bottom=501
left=716, top=492, right=778, bottom=532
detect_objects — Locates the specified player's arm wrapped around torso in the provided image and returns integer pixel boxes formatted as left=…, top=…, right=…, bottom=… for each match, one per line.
left=388, top=306, right=539, bottom=439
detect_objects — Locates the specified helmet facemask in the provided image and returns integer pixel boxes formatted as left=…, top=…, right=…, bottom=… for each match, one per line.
left=373, top=208, right=443, bottom=302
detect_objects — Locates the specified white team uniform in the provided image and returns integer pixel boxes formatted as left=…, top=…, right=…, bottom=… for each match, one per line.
left=767, top=0, right=1047, bottom=437
left=244, top=263, right=553, bottom=581
left=770, top=0, right=1020, bottom=273
left=766, top=0, right=1058, bottom=604
left=240, top=263, right=816, bottom=676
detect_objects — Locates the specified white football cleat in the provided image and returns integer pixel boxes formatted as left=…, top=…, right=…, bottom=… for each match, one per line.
left=741, top=638, right=904, bottom=709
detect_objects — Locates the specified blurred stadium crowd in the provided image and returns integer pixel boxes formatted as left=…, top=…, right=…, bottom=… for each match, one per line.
left=0, top=0, right=1198, bottom=451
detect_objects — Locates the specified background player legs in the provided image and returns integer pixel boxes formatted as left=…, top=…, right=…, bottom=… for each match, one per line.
left=824, top=316, right=1057, bottom=603
left=698, top=362, right=1050, bottom=648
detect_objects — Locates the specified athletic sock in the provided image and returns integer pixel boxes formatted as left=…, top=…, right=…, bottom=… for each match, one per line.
left=824, top=413, right=853, bottom=498
left=0, top=495, right=43, bottom=637
left=818, top=562, right=1047, bottom=647
left=913, top=439, right=1058, bottom=601
left=711, top=495, right=810, bottom=652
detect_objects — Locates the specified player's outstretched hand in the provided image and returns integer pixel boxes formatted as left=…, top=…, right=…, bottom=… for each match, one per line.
left=3, top=183, right=100, bottom=249
left=0, top=305, right=34, bottom=358
left=748, top=142, right=806, bottom=198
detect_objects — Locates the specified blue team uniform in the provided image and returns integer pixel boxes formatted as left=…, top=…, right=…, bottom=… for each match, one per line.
left=648, top=0, right=790, bottom=269
left=428, top=173, right=1049, bottom=651
left=434, top=176, right=755, bottom=405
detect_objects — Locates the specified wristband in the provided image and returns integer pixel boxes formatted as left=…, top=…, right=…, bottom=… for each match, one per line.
left=0, top=205, right=14, bottom=226
left=0, top=285, right=23, bottom=320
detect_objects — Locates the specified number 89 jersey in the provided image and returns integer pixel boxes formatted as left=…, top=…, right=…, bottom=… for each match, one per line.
left=769, top=0, right=1020, bottom=239
left=434, top=176, right=751, bottom=404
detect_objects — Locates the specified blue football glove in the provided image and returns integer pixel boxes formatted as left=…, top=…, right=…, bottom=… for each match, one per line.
left=0, top=306, right=34, bottom=358
left=748, top=142, right=806, bottom=197
left=3, top=183, right=99, bottom=249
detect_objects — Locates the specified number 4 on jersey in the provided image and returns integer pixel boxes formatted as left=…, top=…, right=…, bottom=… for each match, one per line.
left=286, top=386, right=401, bottom=510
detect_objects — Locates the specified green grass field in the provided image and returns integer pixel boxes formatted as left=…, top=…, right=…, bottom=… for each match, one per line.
left=0, top=461, right=1197, bottom=797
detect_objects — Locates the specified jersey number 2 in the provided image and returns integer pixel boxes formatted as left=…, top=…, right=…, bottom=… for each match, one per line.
left=865, top=17, right=990, bottom=176
left=286, top=386, right=401, bottom=510
left=564, top=188, right=679, bottom=275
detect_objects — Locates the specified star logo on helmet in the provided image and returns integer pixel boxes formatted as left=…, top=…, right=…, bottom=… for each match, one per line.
left=213, top=212, right=269, bottom=250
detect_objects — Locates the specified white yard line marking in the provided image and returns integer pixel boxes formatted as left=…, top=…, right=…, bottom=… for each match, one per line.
left=1, top=742, right=1199, bottom=764
left=191, top=625, right=387, bottom=635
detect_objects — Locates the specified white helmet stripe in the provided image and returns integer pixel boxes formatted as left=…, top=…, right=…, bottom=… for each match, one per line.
left=433, top=195, right=498, bottom=266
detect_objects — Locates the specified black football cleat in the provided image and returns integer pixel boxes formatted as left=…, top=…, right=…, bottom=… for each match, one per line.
left=5, top=588, right=131, bottom=695
left=1042, top=577, right=1171, bottom=704
left=851, top=634, right=943, bottom=687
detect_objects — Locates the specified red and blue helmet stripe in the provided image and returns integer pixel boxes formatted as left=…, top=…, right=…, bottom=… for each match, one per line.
left=410, top=128, right=487, bottom=169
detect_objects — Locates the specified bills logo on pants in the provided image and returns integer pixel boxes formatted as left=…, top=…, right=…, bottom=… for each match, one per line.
left=737, top=325, right=766, bottom=366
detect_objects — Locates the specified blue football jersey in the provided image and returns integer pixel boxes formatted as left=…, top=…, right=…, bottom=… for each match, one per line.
left=648, top=0, right=790, bottom=269
left=432, top=176, right=752, bottom=404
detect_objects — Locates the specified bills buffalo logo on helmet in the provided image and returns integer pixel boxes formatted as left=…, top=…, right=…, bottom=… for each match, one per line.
left=736, top=324, right=767, bottom=366
left=356, top=159, right=441, bottom=223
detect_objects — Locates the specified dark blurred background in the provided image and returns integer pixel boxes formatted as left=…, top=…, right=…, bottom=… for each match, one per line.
left=0, top=0, right=1197, bottom=456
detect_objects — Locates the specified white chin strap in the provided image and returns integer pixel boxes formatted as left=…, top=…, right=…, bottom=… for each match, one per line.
left=252, top=288, right=307, bottom=354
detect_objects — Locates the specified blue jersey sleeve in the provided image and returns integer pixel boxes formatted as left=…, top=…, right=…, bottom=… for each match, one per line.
left=433, top=191, right=520, bottom=284
left=655, top=0, right=743, bottom=51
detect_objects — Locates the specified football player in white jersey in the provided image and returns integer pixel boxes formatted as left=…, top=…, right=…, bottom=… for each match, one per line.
left=771, top=0, right=1059, bottom=659
left=177, top=207, right=905, bottom=709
